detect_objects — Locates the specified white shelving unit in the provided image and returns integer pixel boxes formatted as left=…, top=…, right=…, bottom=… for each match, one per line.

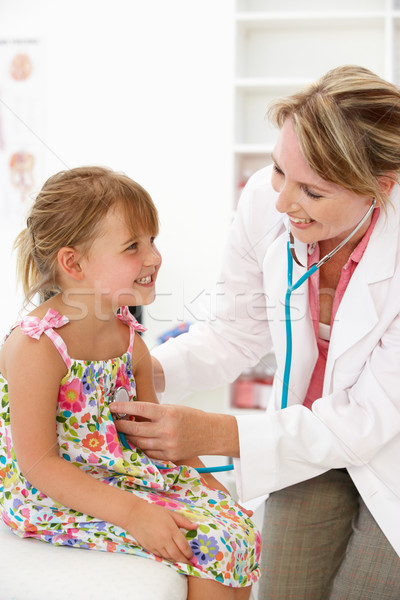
left=233, top=0, right=400, bottom=203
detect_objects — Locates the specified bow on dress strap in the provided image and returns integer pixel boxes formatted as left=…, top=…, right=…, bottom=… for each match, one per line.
left=20, top=309, right=69, bottom=340
left=117, top=306, right=147, bottom=333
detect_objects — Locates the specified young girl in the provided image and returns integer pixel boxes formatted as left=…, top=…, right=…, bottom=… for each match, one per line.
left=0, top=166, right=260, bottom=599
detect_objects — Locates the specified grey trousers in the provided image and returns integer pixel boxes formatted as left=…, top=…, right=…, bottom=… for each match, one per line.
left=258, top=469, right=400, bottom=600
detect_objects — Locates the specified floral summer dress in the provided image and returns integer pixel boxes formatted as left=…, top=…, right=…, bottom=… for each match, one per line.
left=0, top=306, right=261, bottom=587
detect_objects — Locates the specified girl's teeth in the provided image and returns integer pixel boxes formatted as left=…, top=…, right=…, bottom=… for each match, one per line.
left=136, top=276, right=151, bottom=284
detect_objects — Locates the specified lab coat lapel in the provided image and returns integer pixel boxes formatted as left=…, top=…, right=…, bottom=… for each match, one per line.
left=325, top=205, right=399, bottom=385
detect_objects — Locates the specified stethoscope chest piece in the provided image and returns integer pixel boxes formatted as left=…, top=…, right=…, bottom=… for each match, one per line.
left=111, top=386, right=130, bottom=419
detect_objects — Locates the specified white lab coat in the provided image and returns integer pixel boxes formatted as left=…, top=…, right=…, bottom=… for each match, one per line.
left=153, top=165, right=400, bottom=556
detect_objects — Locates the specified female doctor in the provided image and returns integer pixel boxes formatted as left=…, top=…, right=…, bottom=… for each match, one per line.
left=111, top=65, right=400, bottom=599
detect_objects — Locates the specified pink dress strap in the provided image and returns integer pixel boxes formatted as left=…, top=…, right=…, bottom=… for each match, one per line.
left=116, top=306, right=147, bottom=354
left=18, top=309, right=72, bottom=369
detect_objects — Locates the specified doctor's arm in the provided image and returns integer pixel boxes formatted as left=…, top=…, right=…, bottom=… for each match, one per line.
left=112, top=399, right=240, bottom=463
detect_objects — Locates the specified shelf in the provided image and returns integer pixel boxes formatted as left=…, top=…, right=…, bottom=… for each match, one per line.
left=234, top=83, right=305, bottom=147
left=236, top=0, right=388, bottom=12
left=236, top=11, right=387, bottom=24
left=235, top=20, right=386, bottom=80
left=234, top=144, right=272, bottom=154
left=235, top=77, right=314, bottom=88
left=233, top=153, right=272, bottom=208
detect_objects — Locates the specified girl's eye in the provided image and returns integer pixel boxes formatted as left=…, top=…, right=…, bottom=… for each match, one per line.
left=127, top=242, right=138, bottom=250
left=303, top=187, right=322, bottom=200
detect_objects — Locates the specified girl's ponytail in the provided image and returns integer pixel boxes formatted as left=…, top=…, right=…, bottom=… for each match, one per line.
left=14, top=225, right=42, bottom=304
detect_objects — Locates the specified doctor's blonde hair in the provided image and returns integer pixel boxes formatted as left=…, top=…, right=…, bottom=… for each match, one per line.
left=15, top=166, right=159, bottom=304
left=267, top=65, right=400, bottom=206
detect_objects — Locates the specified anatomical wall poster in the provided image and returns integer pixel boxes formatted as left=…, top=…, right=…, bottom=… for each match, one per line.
left=0, top=38, right=45, bottom=223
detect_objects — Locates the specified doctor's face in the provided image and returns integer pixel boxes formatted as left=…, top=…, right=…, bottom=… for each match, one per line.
left=271, top=119, right=373, bottom=249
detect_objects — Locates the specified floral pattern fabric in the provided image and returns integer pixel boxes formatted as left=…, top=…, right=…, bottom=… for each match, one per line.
left=0, top=307, right=261, bottom=587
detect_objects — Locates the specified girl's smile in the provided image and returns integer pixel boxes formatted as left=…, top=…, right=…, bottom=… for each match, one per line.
left=135, top=275, right=153, bottom=285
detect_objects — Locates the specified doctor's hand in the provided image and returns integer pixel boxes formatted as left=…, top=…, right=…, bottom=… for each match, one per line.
left=109, top=401, right=240, bottom=463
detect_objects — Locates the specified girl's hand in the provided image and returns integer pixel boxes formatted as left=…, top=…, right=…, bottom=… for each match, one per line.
left=126, top=499, right=198, bottom=565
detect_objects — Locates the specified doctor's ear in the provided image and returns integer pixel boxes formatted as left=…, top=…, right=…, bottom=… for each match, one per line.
left=57, top=247, right=84, bottom=281
left=377, top=174, right=396, bottom=200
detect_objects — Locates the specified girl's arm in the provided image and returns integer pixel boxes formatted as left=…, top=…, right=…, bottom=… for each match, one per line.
left=131, top=332, right=160, bottom=404
left=4, top=330, right=196, bottom=564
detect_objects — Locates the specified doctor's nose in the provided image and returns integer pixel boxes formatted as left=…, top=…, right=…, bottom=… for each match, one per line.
left=275, top=188, right=300, bottom=214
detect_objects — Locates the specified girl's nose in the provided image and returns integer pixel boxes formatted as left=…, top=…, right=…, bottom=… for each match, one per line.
left=144, top=243, right=161, bottom=266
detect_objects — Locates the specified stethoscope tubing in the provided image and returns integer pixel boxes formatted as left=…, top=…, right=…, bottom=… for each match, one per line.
left=282, top=197, right=376, bottom=410
left=282, top=244, right=318, bottom=409
left=157, top=463, right=234, bottom=473
left=118, top=431, right=234, bottom=473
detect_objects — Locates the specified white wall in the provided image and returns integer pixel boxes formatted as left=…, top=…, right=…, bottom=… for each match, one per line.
left=0, top=0, right=235, bottom=346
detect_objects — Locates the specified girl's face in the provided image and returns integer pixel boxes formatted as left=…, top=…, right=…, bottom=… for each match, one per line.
left=271, top=118, right=373, bottom=250
left=81, top=205, right=161, bottom=309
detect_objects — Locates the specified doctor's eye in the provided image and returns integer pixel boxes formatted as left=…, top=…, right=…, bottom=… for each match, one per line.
left=273, top=163, right=284, bottom=176
left=302, top=186, right=323, bottom=200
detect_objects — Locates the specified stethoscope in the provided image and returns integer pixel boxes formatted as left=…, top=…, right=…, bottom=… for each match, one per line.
left=112, top=387, right=230, bottom=473
left=112, top=196, right=376, bottom=475
left=282, top=196, right=376, bottom=409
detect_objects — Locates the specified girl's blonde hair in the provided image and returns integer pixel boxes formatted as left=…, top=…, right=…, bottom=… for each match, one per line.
left=15, top=166, right=159, bottom=303
left=267, top=65, right=400, bottom=204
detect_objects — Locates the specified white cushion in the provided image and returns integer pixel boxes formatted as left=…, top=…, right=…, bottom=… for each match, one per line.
left=0, top=521, right=187, bottom=599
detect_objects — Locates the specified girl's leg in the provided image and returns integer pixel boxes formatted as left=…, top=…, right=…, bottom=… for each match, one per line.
left=258, top=469, right=359, bottom=600
left=187, top=578, right=251, bottom=600
left=328, top=498, right=400, bottom=600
